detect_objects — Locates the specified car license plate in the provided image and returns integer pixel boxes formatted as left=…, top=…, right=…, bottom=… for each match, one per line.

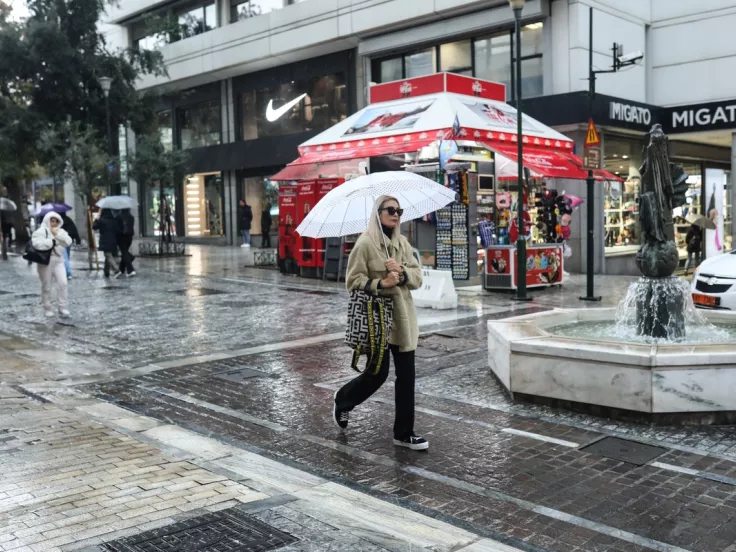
left=692, top=293, right=719, bottom=307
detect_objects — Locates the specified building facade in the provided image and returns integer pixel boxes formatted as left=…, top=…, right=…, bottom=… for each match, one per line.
left=104, top=0, right=736, bottom=274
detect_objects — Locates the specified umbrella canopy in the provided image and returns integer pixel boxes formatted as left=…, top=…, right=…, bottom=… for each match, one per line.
left=0, top=198, right=17, bottom=212
left=97, top=196, right=137, bottom=210
left=295, top=171, right=457, bottom=239
left=34, top=202, right=72, bottom=216
left=686, top=213, right=716, bottom=230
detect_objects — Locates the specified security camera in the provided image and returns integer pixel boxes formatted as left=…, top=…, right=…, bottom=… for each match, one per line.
left=618, top=51, right=644, bottom=64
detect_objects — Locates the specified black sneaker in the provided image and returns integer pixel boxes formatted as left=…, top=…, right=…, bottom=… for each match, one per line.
left=393, top=435, right=429, bottom=451
left=333, top=391, right=349, bottom=430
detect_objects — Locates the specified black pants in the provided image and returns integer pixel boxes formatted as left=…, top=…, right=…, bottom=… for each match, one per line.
left=262, top=231, right=271, bottom=248
left=335, top=345, right=415, bottom=439
left=118, top=236, right=135, bottom=274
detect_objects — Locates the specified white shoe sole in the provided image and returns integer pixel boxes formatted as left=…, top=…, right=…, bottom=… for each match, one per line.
left=393, top=439, right=429, bottom=451
left=333, top=390, right=346, bottom=430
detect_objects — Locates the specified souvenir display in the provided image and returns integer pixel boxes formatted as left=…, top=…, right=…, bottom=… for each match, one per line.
left=434, top=170, right=470, bottom=280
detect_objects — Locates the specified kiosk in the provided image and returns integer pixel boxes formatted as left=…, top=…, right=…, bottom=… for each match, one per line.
left=272, top=73, right=621, bottom=287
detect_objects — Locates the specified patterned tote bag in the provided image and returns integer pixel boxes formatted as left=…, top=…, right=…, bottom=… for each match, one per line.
left=345, top=290, right=394, bottom=374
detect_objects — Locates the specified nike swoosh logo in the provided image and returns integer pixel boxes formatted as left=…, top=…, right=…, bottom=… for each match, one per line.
left=265, top=93, right=307, bottom=122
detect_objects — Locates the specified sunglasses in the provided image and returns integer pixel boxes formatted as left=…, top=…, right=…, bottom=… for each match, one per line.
left=379, top=207, right=403, bottom=217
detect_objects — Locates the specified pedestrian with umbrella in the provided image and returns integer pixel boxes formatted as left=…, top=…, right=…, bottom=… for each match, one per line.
left=95, top=196, right=135, bottom=278
left=298, top=171, right=456, bottom=451
left=93, top=209, right=122, bottom=278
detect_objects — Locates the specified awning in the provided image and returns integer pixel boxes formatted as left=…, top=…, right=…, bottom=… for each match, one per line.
left=271, top=159, right=365, bottom=181
left=488, top=144, right=623, bottom=182
left=296, top=135, right=437, bottom=164
left=272, top=135, right=438, bottom=180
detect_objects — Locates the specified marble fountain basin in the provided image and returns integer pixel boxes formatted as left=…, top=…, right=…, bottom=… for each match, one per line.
left=488, top=308, right=736, bottom=424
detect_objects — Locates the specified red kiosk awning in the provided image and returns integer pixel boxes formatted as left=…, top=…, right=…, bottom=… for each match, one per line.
left=271, top=134, right=438, bottom=181
left=489, top=144, right=623, bottom=182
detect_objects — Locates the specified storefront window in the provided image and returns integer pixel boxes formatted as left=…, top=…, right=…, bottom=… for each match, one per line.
left=231, top=0, right=284, bottom=22
left=603, top=137, right=644, bottom=255
left=177, top=101, right=221, bottom=149
left=520, top=56, right=543, bottom=99
left=157, top=110, right=173, bottom=152
left=145, top=185, right=177, bottom=238
left=183, top=172, right=224, bottom=237
left=405, top=49, right=436, bottom=78
left=725, top=171, right=733, bottom=252
left=519, top=22, right=543, bottom=57
left=673, top=163, right=702, bottom=258
left=371, top=23, right=543, bottom=99
left=177, top=1, right=217, bottom=38
left=474, top=33, right=512, bottom=98
left=440, top=40, right=472, bottom=73
left=380, top=58, right=403, bottom=83
left=240, top=73, right=347, bottom=139
left=243, top=176, right=278, bottom=235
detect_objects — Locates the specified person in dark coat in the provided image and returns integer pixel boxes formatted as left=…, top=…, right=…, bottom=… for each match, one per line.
left=0, top=213, right=12, bottom=260
left=59, top=213, right=81, bottom=279
left=260, top=204, right=272, bottom=248
left=93, top=209, right=122, bottom=278
left=239, top=200, right=253, bottom=248
left=116, top=209, right=136, bottom=278
left=685, top=224, right=702, bottom=276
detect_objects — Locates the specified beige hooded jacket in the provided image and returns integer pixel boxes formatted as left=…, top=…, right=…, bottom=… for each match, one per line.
left=346, top=195, right=423, bottom=352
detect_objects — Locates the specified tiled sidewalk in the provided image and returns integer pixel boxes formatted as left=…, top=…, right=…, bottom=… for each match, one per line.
left=0, top=384, right=522, bottom=552
left=0, top=396, right=265, bottom=551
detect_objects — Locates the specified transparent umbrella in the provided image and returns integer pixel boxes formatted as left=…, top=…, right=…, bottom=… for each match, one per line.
left=97, top=195, right=137, bottom=210
left=296, top=171, right=457, bottom=238
left=0, top=198, right=17, bottom=212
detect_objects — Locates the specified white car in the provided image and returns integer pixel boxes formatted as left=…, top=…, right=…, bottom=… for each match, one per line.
left=691, top=251, right=736, bottom=310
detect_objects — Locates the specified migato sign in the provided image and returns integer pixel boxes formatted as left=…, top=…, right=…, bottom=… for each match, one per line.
left=609, top=102, right=652, bottom=126
left=670, top=104, right=736, bottom=130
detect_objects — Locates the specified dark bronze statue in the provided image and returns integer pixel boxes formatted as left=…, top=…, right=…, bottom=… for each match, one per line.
left=635, top=124, right=689, bottom=338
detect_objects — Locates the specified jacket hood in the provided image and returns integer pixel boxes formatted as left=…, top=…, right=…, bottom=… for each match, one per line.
left=366, top=195, right=400, bottom=253
left=42, top=212, right=63, bottom=229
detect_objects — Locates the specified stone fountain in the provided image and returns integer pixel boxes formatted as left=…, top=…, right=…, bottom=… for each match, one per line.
left=488, top=125, right=736, bottom=424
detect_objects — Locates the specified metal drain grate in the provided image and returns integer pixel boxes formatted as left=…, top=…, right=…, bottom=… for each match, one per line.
left=171, top=288, right=226, bottom=297
left=580, top=436, right=667, bottom=466
left=102, top=507, right=298, bottom=552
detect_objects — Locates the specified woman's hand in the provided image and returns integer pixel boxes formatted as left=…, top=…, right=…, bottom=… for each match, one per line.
left=385, top=258, right=402, bottom=273
left=50, top=227, right=58, bottom=236
left=381, top=271, right=400, bottom=289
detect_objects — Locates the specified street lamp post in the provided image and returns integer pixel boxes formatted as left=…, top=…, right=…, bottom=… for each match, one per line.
left=580, top=7, right=640, bottom=301
left=509, top=0, right=531, bottom=301
left=98, top=76, right=116, bottom=195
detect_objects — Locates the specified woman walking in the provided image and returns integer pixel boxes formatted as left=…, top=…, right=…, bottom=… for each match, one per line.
left=93, top=209, right=121, bottom=278
left=333, top=195, right=428, bottom=450
left=31, top=212, right=72, bottom=318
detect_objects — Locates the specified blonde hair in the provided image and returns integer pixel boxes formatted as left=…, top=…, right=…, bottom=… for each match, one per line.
left=365, top=195, right=401, bottom=250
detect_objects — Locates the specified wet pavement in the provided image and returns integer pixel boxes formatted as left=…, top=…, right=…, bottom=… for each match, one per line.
left=0, top=246, right=735, bottom=551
